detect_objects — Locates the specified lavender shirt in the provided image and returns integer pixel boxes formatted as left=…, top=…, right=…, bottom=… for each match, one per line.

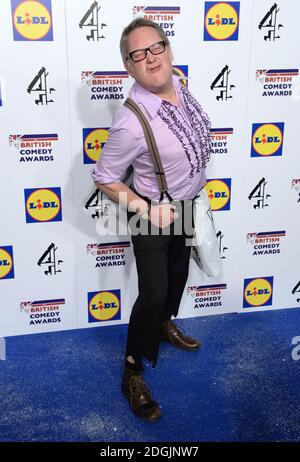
left=91, top=76, right=207, bottom=202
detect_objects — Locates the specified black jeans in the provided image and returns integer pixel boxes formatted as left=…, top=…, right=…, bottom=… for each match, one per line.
left=125, top=199, right=194, bottom=368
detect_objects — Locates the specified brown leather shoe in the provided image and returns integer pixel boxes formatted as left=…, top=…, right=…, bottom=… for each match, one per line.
left=161, top=320, right=200, bottom=351
left=121, top=366, right=162, bottom=422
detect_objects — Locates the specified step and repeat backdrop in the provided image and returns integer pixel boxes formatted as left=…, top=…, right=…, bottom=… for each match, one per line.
left=0, top=0, right=299, bottom=337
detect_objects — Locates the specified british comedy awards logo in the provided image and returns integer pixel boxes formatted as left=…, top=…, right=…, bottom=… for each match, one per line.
left=9, top=133, right=58, bottom=163
left=87, top=242, right=130, bottom=269
left=83, top=128, right=109, bottom=164
left=204, top=1, right=240, bottom=41
left=247, top=231, right=285, bottom=256
left=291, top=179, right=300, bottom=204
left=187, top=284, right=227, bottom=310
left=133, top=5, right=180, bottom=36
left=11, top=0, right=53, bottom=41
left=24, top=187, right=62, bottom=223
left=20, top=298, right=64, bottom=326
left=251, top=123, right=284, bottom=157
left=205, top=178, right=231, bottom=211
left=88, top=290, right=121, bottom=323
left=243, top=277, right=273, bottom=308
left=0, top=246, right=15, bottom=280
left=81, top=71, right=129, bottom=101
left=210, top=127, right=233, bottom=155
left=256, top=69, right=299, bottom=97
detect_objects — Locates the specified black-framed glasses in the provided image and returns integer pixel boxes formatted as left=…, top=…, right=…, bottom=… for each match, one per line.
left=127, top=40, right=168, bottom=63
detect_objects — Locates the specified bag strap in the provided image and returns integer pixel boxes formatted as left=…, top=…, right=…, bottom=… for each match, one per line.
left=124, top=97, right=173, bottom=202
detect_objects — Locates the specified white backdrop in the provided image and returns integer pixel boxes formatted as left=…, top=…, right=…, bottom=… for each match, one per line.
left=0, top=0, right=299, bottom=337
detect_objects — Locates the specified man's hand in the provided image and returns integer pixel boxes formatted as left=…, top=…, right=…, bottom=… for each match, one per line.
left=149, top=204, right=179, bottom=228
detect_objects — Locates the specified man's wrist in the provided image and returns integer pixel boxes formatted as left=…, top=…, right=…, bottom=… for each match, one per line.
left=139, top=202, right=151, bottom=220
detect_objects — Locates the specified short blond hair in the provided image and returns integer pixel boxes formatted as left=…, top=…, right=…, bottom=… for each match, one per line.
left=120, top=18, right=169, bottom=63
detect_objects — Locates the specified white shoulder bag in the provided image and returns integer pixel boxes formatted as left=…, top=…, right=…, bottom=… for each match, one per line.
left=191, top=188, right=221, bottom=277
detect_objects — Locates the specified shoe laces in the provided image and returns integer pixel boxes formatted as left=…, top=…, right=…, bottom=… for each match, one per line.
left=129, top=375, right=152, bottom=397
left=166, top=321, right=193, bottom=343
left=167, top=320, right=186, bottom=335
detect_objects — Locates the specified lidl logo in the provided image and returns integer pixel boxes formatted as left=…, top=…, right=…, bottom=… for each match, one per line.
left=204, top=2, right=240, bottom=41
left=172, top=65, right=188, bottom=86
left=205, top=178, right=231, bottom=211
left=0, top=246, right=15, bottom=280
left=88, top=290, right=121, bottom=323
left=83, top=128, right=109, bottom=164
left=11, top=0, right=53, bottom=41
left=251, top=123, right=284, bottom=157
left=24, top=187, right=62, bottom=223
left=243, top=277, right=273, bottom=308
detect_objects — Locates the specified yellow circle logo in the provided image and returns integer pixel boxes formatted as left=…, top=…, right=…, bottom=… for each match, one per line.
left=84, top=129, right=109, bottom=163
left=89, top=291, right=120, bottom=321
left=252, top=124, right=283, bottom=156
left=0, top=249, right=13, bottom=279
left=205, top=3, right=238, bottom=40
left=204, top=179, right=230, bottom=210
left=13, top=1, right=51, bottom=40
left=244, top=278, right=272, bottom=307
left=172, top=66, right=188, bottom=86
left=26, top=188, right=61, bottom=222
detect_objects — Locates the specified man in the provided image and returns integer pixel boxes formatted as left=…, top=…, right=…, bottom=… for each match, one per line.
left=91, top=18, right=212, bottom=422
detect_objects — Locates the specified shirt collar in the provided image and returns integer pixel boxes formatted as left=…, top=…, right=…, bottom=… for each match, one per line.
left=129, top=75, right=184, bottom=119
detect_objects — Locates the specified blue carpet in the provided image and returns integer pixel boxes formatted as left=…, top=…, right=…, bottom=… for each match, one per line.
left=0, top=308, right=300, bottom=442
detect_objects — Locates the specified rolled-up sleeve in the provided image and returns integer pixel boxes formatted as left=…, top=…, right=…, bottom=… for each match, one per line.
left=91, top=125, right=141, bottom=185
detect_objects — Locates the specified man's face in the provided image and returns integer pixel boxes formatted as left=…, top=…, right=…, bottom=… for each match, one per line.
left=124, top=26, right=174, bottom=94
